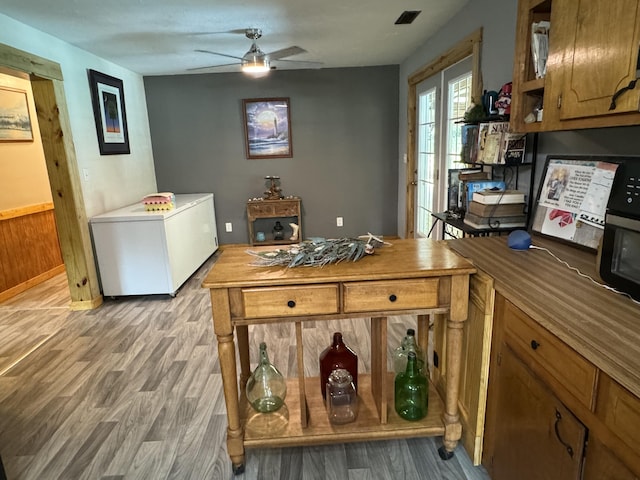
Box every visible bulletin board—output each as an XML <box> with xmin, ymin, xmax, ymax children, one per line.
<box><xmin>532</xmin><ymin>155</ymin><xmax>620</xmax><ymax>251</ymax></box>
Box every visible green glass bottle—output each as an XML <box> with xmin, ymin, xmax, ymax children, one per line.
<box><xmin>394</xmin><ymin>351</ymin><xmax>428</xmax><ymax>421</ymax></box>
<box><xmin>246</xmin><ymin>342</ymin><xmax>287</xmax><ymax>413</ymax></box>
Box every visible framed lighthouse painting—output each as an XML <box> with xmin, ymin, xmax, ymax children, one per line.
<box><xmin>242</xmin><ymin>98</ymin><xmax>293</xmax><ymax>159</ymax></box>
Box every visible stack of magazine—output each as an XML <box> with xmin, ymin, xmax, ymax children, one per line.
<box><xmin>464</xmin><ymin>189</ymin><xmax>527</xmax><ymax>229</ymax></box>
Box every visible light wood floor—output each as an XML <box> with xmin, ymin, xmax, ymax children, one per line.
<box><xmin>0</xmin><ymin>254</ymin><xmax>491</xmax><ymax>480</ymax></box>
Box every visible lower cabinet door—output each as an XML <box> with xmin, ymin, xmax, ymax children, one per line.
<box><xmin>583</xmin><ymin>436</ymin><xmax>639</xmax><ymax>480</ymax></box>
<box><xmin>489</xmin><ymin>345</ymin><xmax>586</xmax><ymax>480</ymax></box>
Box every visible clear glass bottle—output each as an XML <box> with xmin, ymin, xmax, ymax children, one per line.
<box><xmin>319</xmin><ymin>332</ymin><xmax>358</xmax><ymax>400</ymax></box>
<box><xmin>395</xmin><ymin>351</ymin><xmax>428</xmax><ymax>421</ymax></box>
<box><xmin>326</xmin><ymin>368</ymin><xmax>358</xmax><ymax>424</ymax></box>
<box><xmin>246</xmin><ymin>342</ymin><xmax>287</xmax><ymax>413</ymax></box>
<box><xmin>393</xmin><ymin>328</ymin><xmax>425</xmax><ymax>375</ymax></box>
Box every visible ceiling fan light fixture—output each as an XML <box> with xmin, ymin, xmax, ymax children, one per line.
<box><xmin>241</xmin><ymin>43</ymin><xmax>270</xmax><ymax>73</ymax></box>
<box><xmin>242</xmin><ymin>56</ymin><xmax>271</xmax><ymax>73</ymax></box>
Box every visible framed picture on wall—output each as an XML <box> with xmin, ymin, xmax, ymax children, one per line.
<box><xmin>88</xmin><ymin>69</ymin><xmax>130</xmax><ymax>155</ymax></box>
<box><xmin>0</xmin><ymin>86</ymin><xmax>33</xmax><ymax>142</ymax></box>
<box><xmin>242</xmin><ymin>97</ymin><xmax>293</xmax><ymax>159</ymax></box>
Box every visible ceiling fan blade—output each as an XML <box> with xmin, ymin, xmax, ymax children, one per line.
<box><xmin>273</xmin><ymin>58</ymin><xmax>323</xmax><ymax>69</ymax></box>
<box><xmin>195</xmin><ymin>49</ymin><xmax>244</xmax><ymax>61</ymax></box>
<box><xmin>266</xmin><ymin>46</ymin><xmax>306</xmax><ymax>60</ymax></box>
<box><xmin>190</xmin><ymin>29</ymin><xmax>248</xmax><ymax>36</ymax></box>
<box><xmin>187</xmin><ymin>62</ymin><xmax>241</xmax><ymax>71</ymax></box>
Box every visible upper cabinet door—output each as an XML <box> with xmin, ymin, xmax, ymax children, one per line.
<box><xmin>558</xmin><ymin>0</ymin><xmax>640</xmax><ymax>120</ymax></box>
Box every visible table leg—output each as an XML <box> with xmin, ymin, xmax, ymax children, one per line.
<box><xmin>441</xmin><ymin>274</ymin><xmax>470</xmax><ymax>457</ymax></box>
<box><xmin>236</xmin><ymin>325</ymin><xmax>251</xmax><ymax>387</ymax></box>
<box><xmin>210</xmin><ymin>289</ymin><xmax>245</xmax><ymax>472</ymax></box>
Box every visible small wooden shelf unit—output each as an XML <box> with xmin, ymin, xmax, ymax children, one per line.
<box><xmin>246</xmin><ymin>198</ymin><xmax>301</xmax><ymax>246</ymax></box>
<box><xmin>202</xmin><ymin>239</ymin><xmax>475</xmax><ymax>474</ymax></box>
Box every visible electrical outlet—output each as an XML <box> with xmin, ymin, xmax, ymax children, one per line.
<box><xmin>336</xmin><ymin>217</ymin><xmax>343</xmax><ymax>227</ymax></box>
<box><xmin>225</xmin><ymin>222</ymin><xmax>232</xmax><ymax>232</ymax></box>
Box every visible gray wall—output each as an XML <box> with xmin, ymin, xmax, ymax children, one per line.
<box><xmin>144</xmin><ymin>66</ymin><xmax>399</xmax><ymax>244</ymax></box>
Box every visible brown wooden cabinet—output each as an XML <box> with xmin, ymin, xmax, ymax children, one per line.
<box><xmin>488</xmin><ymin>345</ymin><xmax>586</xmax><ymax>479</ymax></box>
<box><xmin>511</xmin><ymin>0</ymin><xmax>640</xmax><ymax>132</ymax></box>
<box><xmin>583</xmin><ymin>436</ymin><xmax>640</xmax><ymax>480</ymax></box>
<box><xmin>482</xmin><ymin>294</ymin><xmax>640</xmax><ymax>479</ymax></box>
<box><xmin>246</xmin><ymin>198</ymin><xmax>301</xmax><ymax>246</ymax></box>
<box><xmin>483</xmin><ymin>295</ymin><xmax>587</xmax><ymax>479</ymax></box>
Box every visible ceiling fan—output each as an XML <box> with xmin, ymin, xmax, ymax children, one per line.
<box><xmin>190</xmin><ymin>28</ymin><xmax>322</xmax><ymax>74</ymax></box>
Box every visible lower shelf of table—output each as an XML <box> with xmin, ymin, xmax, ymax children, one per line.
<box><xmin>241</xmin><ymin>373</ymin><xmax>445</xmax><ymax>449</ymax></box>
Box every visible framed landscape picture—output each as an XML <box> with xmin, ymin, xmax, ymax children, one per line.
<box><xmin>0</xmin><ymin>87</ymin><xmax>33</xmax><ymax>142</ymax></box>
<box><xmin>242</xmin><ymin>97</ymin><xmax>292</xmax><ymax>159</ymax></box>
<box><xmin>88</xmin><ymin>69</ymin><xmax>130</xmax><ymax>155</ymax></box>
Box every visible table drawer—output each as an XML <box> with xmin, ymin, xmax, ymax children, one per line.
<box><xmin>343</xmin><ymin>279</ymin><xmax>439</xmax><ymax>313</ymax></box>
<box><xmin>504</xmin><ymin>301</ymin><xmax>597</xmax><ymax>409</ymax></box>
<box><xmin>247</xmin><ymin>203</ymin><xmax>275</xmax><ymax>218</ymax></box>
<box><xmin>247</xmin><ymin>200</ymin><xmax>299</xmax><ymax>219</ymax></box>
<box><xmin>596</xmin><ymin>374</ymin><xmax>640</xmax><ymax>454</ymax></box>
<box><xmin>241</xmin><ymin>285</ymin><xmax>339</xmax><ymax>318</ymax></box>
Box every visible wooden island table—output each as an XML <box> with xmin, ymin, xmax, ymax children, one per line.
<box><xmin>202</xmin><ymin>238</ymin><xmax>476</xmax><ymax>474</ymax></box>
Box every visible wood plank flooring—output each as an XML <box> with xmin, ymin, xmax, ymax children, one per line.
<box><xmin>0</xmin><ymin>253</ymin><xmax>491</xmax><ymax>479</ymax></box>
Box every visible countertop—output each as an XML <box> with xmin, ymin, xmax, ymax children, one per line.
<box><xmin>203</xmin><ymin>238</ymin><xmax>476</xmax><ymax>289</ymax></box>
<box><xmin>447</xmin><ymin>235</ymin><xmax>640</xmax><ymax>399</ymax></box>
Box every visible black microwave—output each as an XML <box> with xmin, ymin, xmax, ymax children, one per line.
<box><xmin>599</xmin><ymin>161</ymin><xmax>640</xmax><ymax>301</ymax></box>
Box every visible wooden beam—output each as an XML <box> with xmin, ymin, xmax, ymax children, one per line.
<box><xmin>0</xmin><ymin>43</ymin><xmax>62</xmax><ymax>80</ymax></box>
<box><xmin>30</xmin><ymin>76</ymin><xmax>102</xmax><ymax>310</ymax></box>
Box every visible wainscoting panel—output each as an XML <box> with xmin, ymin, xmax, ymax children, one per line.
<box><xmin>0</xmin><ymin>203</ymin><xmax>64</xmax><ymax>302</ymax></box>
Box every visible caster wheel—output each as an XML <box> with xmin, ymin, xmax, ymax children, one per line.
<box><xmin>232</xmin><ymin>462</ymin><xmax>245</xmax><ymax>475</ymax></box>
<box><xmin>438</xmin><ymin>445</ymin><xmax>455</xmax><ymax>460</ymax></box>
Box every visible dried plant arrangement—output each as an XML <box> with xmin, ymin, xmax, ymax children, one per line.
<box><xmin>247</xmin><ymin>234</ymin><xmax>389</xmax><ymax>268</ymax></box>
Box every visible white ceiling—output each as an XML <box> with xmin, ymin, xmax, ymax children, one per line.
<box><xmin>1</xmin><ymin>0</ymin><xmax>469</xmax><ymax>76</ymax></box>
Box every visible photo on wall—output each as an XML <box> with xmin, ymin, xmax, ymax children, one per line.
<box><xmin>242</xmin><ymin>97</ymin><xmax>292</xmax><ymax>159</ymax></box>
<box><xmin>0</xmin><ymin>86</ymin><xmax>33</xmax><ymax>142</ymax></box>
<box><xmin>88</xmin><ymin>69</ymin><xmax>130</xmax><ymax>155</ymax></box>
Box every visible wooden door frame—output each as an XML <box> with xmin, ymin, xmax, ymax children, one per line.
<box><xmin>0</xmin><ymin>43</ymin><xmax>102</xmax><ymax>309</ymax></box>
<box><xmin>405</xmin><ymin>29</ymin><xmax>483</xmax><ymax>238</ymax></box>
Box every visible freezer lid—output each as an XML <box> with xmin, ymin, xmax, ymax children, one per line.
<box><xmin>89</xmin><ymin>193</ymin><xmax>213</xmax><ymax>223</ymax></box>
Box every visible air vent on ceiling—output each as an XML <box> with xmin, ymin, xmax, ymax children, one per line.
<box><xmin>395</xmin><ymin>10</ymin><xmax>421</xmax><ymax>25</ymax></box>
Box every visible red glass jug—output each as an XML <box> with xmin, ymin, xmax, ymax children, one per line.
<box><xmin>319</xmin><ymin>332</ymin><xmax>358</xmax><ymax>400</ymax></box>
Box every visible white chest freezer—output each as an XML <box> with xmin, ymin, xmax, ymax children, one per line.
<box><xmin>90</xmin><ymin>193</ymin><xmax>218</xmax><ymax>296</ymax></box>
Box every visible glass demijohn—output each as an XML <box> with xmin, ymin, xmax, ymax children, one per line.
<box><xmin>246</xmin><ymin>342</ymin><xmax>287</xmax><ymax>413</ymax></box>
<box><xmin>395</xmin><ymin>351</ymin><xmax>428</xmax><ymax>421</ymax></box>
<box><xmin>393</xmin><ymin>328</ymin><xmax>426</xmax><ymax>375</ymax></box>
<box><xmin>326</xmin><ymin>368</ymin><xmax>358</xmax><ymax>424</ymax></box>
<box><xmin>319</xmin><ymin>332</ymin><xmax>358</xmax><ymax>399</ymax></box>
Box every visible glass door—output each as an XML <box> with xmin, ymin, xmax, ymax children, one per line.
<box><xmin>415</xmin><ymin>56</ymin><xmax>473</xmax><ymax>239</ymax></box>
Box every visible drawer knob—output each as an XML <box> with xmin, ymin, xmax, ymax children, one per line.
<box><xmin>530</xmin><ymin>340</ymin><xmax>540</xmax><ymax>350</ymax></box>
<box><xmin>389</xmin><ymin>294</ymin><xmax>397</xmax><ymax>302</ymax></box>
<box><xmin>287</xmin><ymin>300</ymin><xmax>296</xmax><ymax>308</ymax></box>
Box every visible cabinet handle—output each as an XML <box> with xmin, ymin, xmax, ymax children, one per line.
<box><xmin>554</xmin><ymin>410</ymin><xmax>574</xmax><ymax>458</ymax></box>
<box><xmin>287</xmin><ymin>300</ymin><xmax>296</xmax><ymax>308</ymax></box>
<box><xmin>530</xmin><ymin>340</ymin><xmax>540</xmax><ymax>350</ymax></box>
<box><xmin>609</xmin><ymin>78</ymin><xmax>639</xmax><ymax>111</ymax></box>
<box><xmin>389</xmin><ymin>294</ymin><xmax>397</xmax><ymax>302</ymax></box>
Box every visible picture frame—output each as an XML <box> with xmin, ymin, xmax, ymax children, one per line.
<box><xmin>88</xmin><ymin>69</ymin><xmax>130</xmax><ymax>155</ymax></box>
<box><xmin>0</xmin><ymin>86</ymin><xmax>33</xmax><ymax>142</ymax></box>
<box><xmin>242</xmin><ymin>97</ymin><xmax>292</xmax><ymax>159</ymax></box>
<box><xmin>531</xmin><ymin>155</ymin><xmax>622</xmax><ymax>251</ymax></box>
